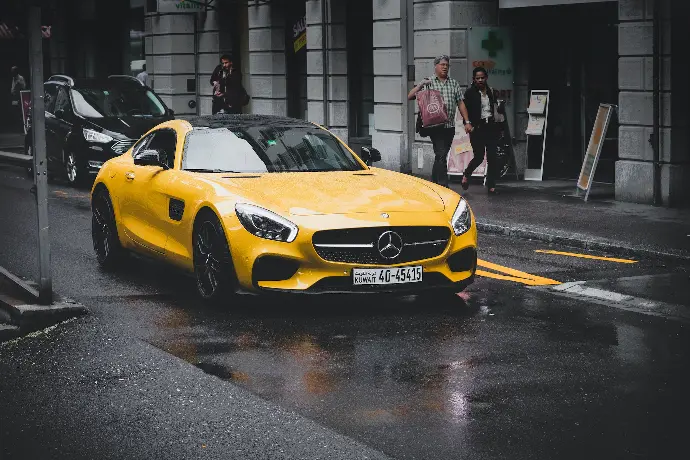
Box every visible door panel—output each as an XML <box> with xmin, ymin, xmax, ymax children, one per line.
<box><xmin>117</xmin><ymin>133</ymin><xmax>164</xmax><ymax>255</ymax></box>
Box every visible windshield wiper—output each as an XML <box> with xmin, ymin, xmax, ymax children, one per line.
<box><xmin>185</xmin><ymin>168</ymin><xmax>241</xmax><ymax>173</ymax></box>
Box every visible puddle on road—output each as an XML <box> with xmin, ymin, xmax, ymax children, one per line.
<box><xmin>146</xmin><ymin>285</ymin><xmax>690</xmax><ymax>460</ymax></box>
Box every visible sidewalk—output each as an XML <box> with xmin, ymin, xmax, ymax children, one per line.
<box><xmin>450</xmin><ymin>178</ymin><xmax>690</xmax><ymax>261</ymax></box>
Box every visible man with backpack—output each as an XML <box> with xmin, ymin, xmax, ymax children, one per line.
<box><xmin>407</xmin><ymin>55</ymin><xmax>464</xmax><ymax>188</ymax></box>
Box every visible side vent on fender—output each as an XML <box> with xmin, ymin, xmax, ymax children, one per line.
<box><xmin>169</xmin><ymin>198</ymin><xmax>185</xmax><ymax>221</ymax></box>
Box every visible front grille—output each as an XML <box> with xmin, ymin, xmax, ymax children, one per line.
<box><xmin>312</xmin><ymin>226</ymin><xmax>451</xmax><ymax>265</ymax></box>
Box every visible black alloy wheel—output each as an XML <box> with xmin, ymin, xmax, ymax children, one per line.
<box><xmin>91</xmin><ymin>188</ymin><xmax>123</xmax><ymax>268</ymax></box>
<box><xmin>65</xmin><ymin>151</ymin><xmax>84</xmax><ymax>187</ymax></box>
<box><xmin>193</xmin><ymin>212</ymin><xmax>236</xmax><ymax>303</ymax></box>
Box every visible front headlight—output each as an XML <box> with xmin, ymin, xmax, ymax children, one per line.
<box><xmin>235</xmin><ymin>203</ymin><xmax>298</xmax><ymax>243</ymax></box>
<box><xmin>83</xmin><ymin>128</ymin><xmax>113</xmax><ymax>144</ymax></box>
<box><xmin>450</xmin><ymin>198</ymin><xmax>472</xmax><ymax>236</ymax></box>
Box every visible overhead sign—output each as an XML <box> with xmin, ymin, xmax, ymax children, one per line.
<box><xmin>467</xmin><ymin>27</ymin><xmax>514</xmax><ymax>136</ymax></box>
<box><xmin>577</xmin><ymin>104</ymin><xmax>615</xmax><ymax>201</ymax></box>
<box><xmin>156</xmin><ymin>0</ymin><xmax>204</xmax><ymax>13</ymax></box>
<box><xmin>499</xmin><ymin>0</ymin><xmax>614</xmax><ymax>7</ymax></box>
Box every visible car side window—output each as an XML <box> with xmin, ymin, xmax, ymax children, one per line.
<box><xmin>131</xmin><ymin>133</ymin><xmax>154</xmax><ymax>159</ymax></box>
<box><xmin>44</xmin><ymin>84</ymin><xmax>58</xmax><ymax>114</ymax></box>
<box><xmin>146</xmin><ymin>129</ymin><xmax>177</xmax><ymax>169</ymax></box>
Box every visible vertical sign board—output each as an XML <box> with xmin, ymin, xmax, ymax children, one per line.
<box><xmin>524</xmin><ymin>90</ymin><xmax>550</xmax><ymax>181</ymax></box>
<box><xmin>576</xmin><ymin>103</ymin><xmax>614</xmax><ymax>201</ymax></box>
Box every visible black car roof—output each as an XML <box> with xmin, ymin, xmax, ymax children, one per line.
<box><xmin>184</xmin><ymin>114</ymin><xmax>318</xmax><ymax>130</ymax></box>
<box><xmin>46</xmin><ymin>75</ymin><xmax>146</xmax><ymax>90</ymax></box>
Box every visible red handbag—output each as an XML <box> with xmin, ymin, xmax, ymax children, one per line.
<box><xmin>417</xmin><ymin>88</ymin><xmax>448</xmax><ymax>128</ymax></box>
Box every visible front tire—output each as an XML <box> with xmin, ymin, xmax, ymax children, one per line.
<box><xmin>91</xmin><ymin>188</ymin><xmax>123</xmax><ymax>269</ymax></box>
<box><xmin>65</xmin><ymin>151</ymin><xmax>84</xmax><ymax>187</ymax></box>
<box><xmin>193</xmin><ymin>211</ymin><xmax>237</xmax><ymax>304</ymax></box>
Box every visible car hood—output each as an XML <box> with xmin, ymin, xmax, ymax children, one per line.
<box><xmin>213</xmin><ymin>169</ymin><xmax>446</xmax><ymax>216</ymax></box>
<box><xmin>86</xmin><ymin>115</ymin><xmax>168</xmax><ymax>140</ymax></box>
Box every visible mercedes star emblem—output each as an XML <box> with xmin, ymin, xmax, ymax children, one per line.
<box><xmin>377</xmin><ymin>230</ymin><xmax>403</xmax><ymax>259</ymax></box>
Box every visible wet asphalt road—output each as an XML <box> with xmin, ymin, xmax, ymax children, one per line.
<box><xmin>1</xmin><ymin>164</ymin><xmax>689</xmax><ymax>459</ymax></box>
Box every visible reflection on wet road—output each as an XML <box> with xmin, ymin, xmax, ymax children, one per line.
<box><xmin>2</xmin><ymin>164</ymin><xmax>688</xmax><ymax>459</ymax></box>
<box><xmin>148</xmin><ymin>279</ymin><xmax>690</xmax><ymax>460</ymax></box>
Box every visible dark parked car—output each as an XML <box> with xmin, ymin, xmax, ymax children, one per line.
<box><xmin>25</xmin><ymin>74</ymin><xmax>174</xmax><ymax>186</ymax></box>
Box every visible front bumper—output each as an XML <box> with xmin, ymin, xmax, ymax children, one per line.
<box><xmin>223</xmin><ymin>210</ymin><xmax>478</xmax><ymax>295</ymax></box>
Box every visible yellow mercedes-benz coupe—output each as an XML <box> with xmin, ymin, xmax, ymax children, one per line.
<box><xmin>90</xmin><ymin>115</ymin><xmax>477</xmax><ymax>302</ymax></box>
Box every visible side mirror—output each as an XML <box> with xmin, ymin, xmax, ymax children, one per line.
<box><xmin>167</xmin><ymin>108</ymin><xmax>175</xmax><ymax>118</ymax></box>
<box><xmin>360</xmin><ymin>146</ymin><xmax>382</xmax><ymax>166</ymax></box>
<box><xmin>134</xmin><ymin>149</ymin><xmax>168</xmax><ymax>169</ymax></box>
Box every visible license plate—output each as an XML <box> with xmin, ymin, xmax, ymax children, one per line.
<box><xmin>352</xmin><ymin>266</ymin><xmax>423</xmax><ymax>286</ymax></box>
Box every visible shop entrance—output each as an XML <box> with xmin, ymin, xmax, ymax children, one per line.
<box><xmin>505</xmin><ymin>2</ymin><xmax>618</xmax><ymax>182</ymax></box>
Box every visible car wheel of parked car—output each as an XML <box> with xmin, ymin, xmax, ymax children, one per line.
<box><xmin>193</xmin><ymin>211</ymin><xmax>236</xmax><ymax>303</ymax></box>
<box><xmin>91</xmin><ymin>187</ymin><xmax>123</xmax><ymax>269</ymax></box>
<box><xmin>65</xmin><ymin>151</ymin><xmax>83</xmax><ymax>186</ymax></box>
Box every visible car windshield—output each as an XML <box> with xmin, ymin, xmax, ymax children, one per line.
<box><xmin>71</xmin><ymin>86</ymin><xmax>166</xmax><ymax>118</ymax></box>
<box><xmin>182</xmin><ymin>126</ymin><xmax>365</xmax><ymax>173</ymax></box>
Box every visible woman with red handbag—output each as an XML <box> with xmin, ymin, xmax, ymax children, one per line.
<box><xmin>408</xmin><ymin>55</ymin><xmax>464</xmax><ymax>188</ymax></box>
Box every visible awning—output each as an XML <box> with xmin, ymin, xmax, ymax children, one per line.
<box><xmin>499</xmin><ymin>0</ymin><xmax>615</xmax><ymax>8</ymax></box>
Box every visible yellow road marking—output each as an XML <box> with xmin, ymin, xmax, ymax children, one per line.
<box><xmin>477</xmin><ymin>259</ymin><xmax>561</xmax><ymax>285</ymax></box>
<box><xmin>475</xmin><ymin>269</ymin><xmax>558</xmax><ymax>286</ymax></box>
<box><xmin>535</xmin><ymin>250</ymin><xmax>637</xmax><ymax>264</ymax></box>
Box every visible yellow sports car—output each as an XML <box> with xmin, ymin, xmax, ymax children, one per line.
<box><xmin>90</xmin><ymin>115</ymin><xmax>477</xmax><ymax>301</ymax></box>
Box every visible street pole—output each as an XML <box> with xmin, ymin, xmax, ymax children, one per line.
<box><xmin>28</xmin><ymin>4</ymin><xmax>53</xmax><ymax>304</ymax></box>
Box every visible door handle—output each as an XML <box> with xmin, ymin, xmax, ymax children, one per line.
<box><xmin>125</xmin><ymin>171</ymin><xmax>135</xmax><ymax>181</ymax></box>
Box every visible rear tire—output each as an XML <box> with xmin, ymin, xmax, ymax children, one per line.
<box><xmin>91</xmin><ymin>188</ymin><xmax>123</xmax><ymax>269</ymax></box>
<box><xmin>193</xmin><ymin>211</ymin><xmax>237</xmax><ymax>304</ymax></box>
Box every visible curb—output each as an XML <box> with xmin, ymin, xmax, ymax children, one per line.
<box><xmin>476</xmin><ymin>221</ymin><xmax>690</xmax><ymax>263</ymax></box>
<box><xmin>0</xmin><ymin>293</ymin><xmax>88</xmax><ymax>338</ymax></box>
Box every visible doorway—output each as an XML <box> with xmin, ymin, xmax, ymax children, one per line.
<box><xmin>505</xmin><ymin>2</ymin><xmax>618</xmax><ymax>181</ymax></box>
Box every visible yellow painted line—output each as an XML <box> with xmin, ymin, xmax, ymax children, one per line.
<box><xmin>535</xmin><ymin>250</ymin><xmax>637</xmax><ymax>264</ymax></box>
<box><xmin>475</xmin><ymin>269</ymin><xmax>557</xmax><ymax>286</ymax></box>
<box><xmin>477</xmin><ymin>259</ymin><xmax>561</xmax><ymax>285</ymax></box>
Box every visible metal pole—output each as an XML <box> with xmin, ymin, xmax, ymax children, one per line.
<box><xmin>28</xmin><ymin>5</ymin><xmax>53</xmax><ymax>304</ymax></box>
<box><xmin>652</xmin><ymin>0</ymin><xmax>661</xmax><ymax>206</ymax></box>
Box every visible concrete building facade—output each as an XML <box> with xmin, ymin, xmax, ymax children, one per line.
<box><xmin>6</xmin><ymin>0</ymin><xmax>684</xmax><ymax>206</ymax></box>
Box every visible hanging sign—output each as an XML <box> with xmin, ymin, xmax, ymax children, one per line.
<box><xmin>576</xmin><ymin>103</ymin><xmax>616</xmax><ymax>201</ymax></box>
<box><xmin>293</xmin><ymin>16</ymin><xmax>306</xmax><ymax>53</ymax></box>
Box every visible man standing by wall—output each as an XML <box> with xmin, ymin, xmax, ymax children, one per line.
<box><xmin>210</xmin><ymin>54</ymin><xmax>249</xmax><ymax>115</ymax></box>
<box><xmin>9</xmin><ymin>66</ymin><xmax>26</xmax><ymax>132</ymax></box>
<box><xmin>459</xmin><ymin>67</ymin><xmax>500</xmax><ymax>195</ymax></box>
<box><xmin>407</xmin><ymin>55</ymin><xmax>463</xmax><ymax>188</ymax></box>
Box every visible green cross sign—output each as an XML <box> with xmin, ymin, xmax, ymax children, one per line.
<box><xmin>482</xmin><ymin>31</ymin><xmax>503</xmax><ymax>58</ymax></box>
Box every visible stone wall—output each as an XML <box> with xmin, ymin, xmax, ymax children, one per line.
<box><xmin>306</xmin><ymin>0</ymin><xmax>349</xmax><ymax>143</ymax></box>
<box><xmin>616</xmin><ymin>0</ymin><xmax>676</xmax><ymax>204</ymax></box>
